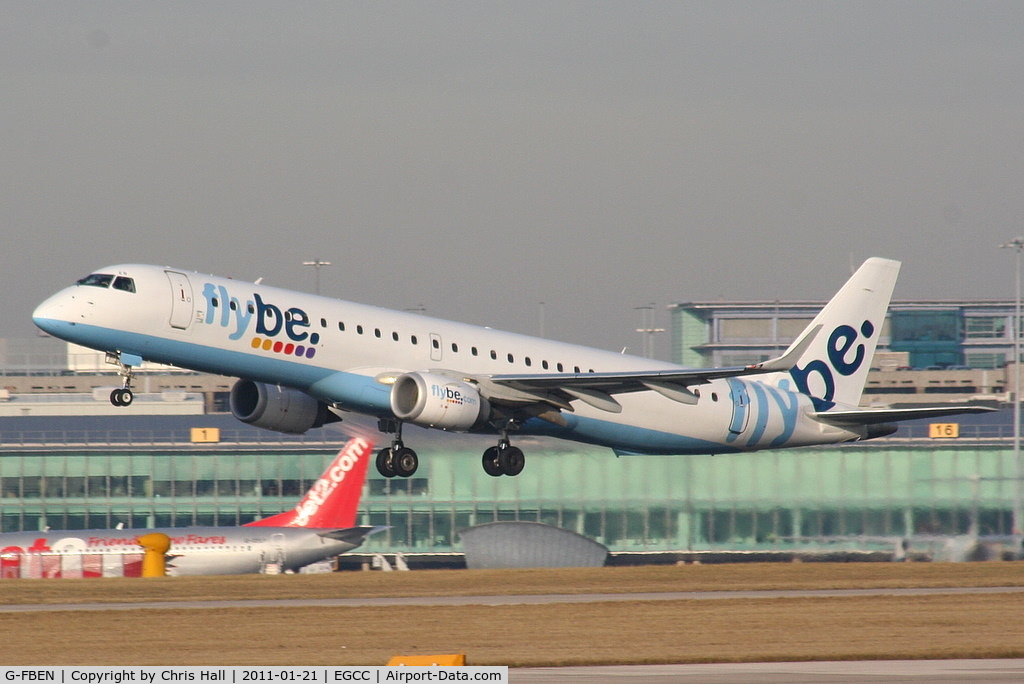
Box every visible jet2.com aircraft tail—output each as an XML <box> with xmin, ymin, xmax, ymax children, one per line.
<box><xmin>245</xmin><ymin>436</ymin><xmax>372</xmax><ymax>529</ymax></box>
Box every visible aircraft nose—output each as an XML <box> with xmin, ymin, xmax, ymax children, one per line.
<box><xmin>32</xmin><ymin>291</ymin><xmax>72</xmax><ymax>336</ymax></box>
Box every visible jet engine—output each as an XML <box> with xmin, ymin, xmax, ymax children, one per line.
<box><xmin>390</xmin><ymin>372</ymin><xmax>491</xmax><ymax>431</ymax></box>
<box><xmin>230</xmin><ymin>379</ymin><xmax>338</xmax><ymax>434</ymax></box>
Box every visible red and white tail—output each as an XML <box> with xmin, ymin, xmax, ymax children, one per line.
<box><xmin>244</xmin><ymin>437</ymin><xmax>373</xmax><ymax>529</ymax></box>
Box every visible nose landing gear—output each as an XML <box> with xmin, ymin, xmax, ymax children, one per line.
<box><xmin>106</xmin><ymin>351</ymin><xmax>138</xmax><ymax>407</ymax></box>
<box><xmin>109</xmin><ymin>386</ymin><xmax>134</xmax><ymax>407</ymax></box>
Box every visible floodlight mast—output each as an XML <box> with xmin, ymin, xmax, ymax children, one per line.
<box><xmin>302</xmin><ymin>259</ymin><xmax>332</xmax><ymax>296</ymax></box>
<box><xmin>999</xmin><ymin>237</ymin><xmax>1024</xmax><ymax>539</ymax></box>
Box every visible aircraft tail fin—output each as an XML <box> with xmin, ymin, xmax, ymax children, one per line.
<box><xmin>244</xmin><ymin>436</ymin><xmax>373</xmax><ymax>529</ymax></box>
<box><xmin>776</xmin><ymin>257</ymin><xmax>900</xmax><ymax>409</ymax></box>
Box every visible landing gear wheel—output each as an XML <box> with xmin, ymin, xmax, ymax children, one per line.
<box><xmin>498</xmin><ymin>445</ymin><xmax>525</xmax><ymax>476</ymax></box>
<box><xmin>392</xmin><ymin>447</ymin><xmax>419</xmax><ymax>478</ymax></box>
<box><xmin>109</xmin><ymin>388</ymin><xmax>133</xmax><ymax>406</ymax></box>
<box><xmin>482</xmin><ymin>446</ymin><xmax>503</xmax><ymax>477</ymax></box>
<box><xmin>376</xmin><ymin>448</ymin><xmax>397</xmax><ymax>478</ymax></box>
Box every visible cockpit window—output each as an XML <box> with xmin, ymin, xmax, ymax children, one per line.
<box><xmin>113</xmin><ymin>276</ymin><xmax>136</xmax><ymax>293</ymax></box>
<box><xmin>76</xmin><ymin>273</ymin><xmax>113</xmax><ymax>288</ymax></box>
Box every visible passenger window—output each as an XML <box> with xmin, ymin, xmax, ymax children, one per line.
<box><xmin>357</xmin><ymin>325</ymin><xmax>364</xmax><ymax>335</ymax></box>
<box><xmin>542</xmin><ymin>360</ymin><xmax>549</xmax><ymax>370</ymax></box>
<box><xmin>557</xmin><ymin>363</ymin><xmax>564</xmax><ymax>372</ymax></box>
<box><xmin>211</xmin><ymin>298</ymin><xmax>219</xmax><ymax>307</ymax></box>
<box><xmin>76</xmin><ymin>273</ymin><xmax>113</xmax><ymax>288</ymax></box>
<box><xmin>112</xmin><ymin>277</ymin><xmax>136</xmax><ymax>293</ymax></box>
<box><xmin>393</xmin><ymin>332</ymin><xmax>400</xmax><ymax>341</ymax></box>
<box><xmin>451</xmin><ymin>343</ymin><xmax>459</xmax><ymax>352</ymax></box>
<box><xmin>411</xmin><ymin>335</ymin><xmax>418</xmax><ymax>345</ymax></box>
<box><xmin>472</xmin><ymin>347</ymin><xmax>479</xmax><ymax>356</ymax></box>
<box><xmin>338</xmin><ymin>322</ymin><xmax>345</xmax><ymax>331</ymax></box>
<box><xmin>490</xmin><ymin>350</ymin><xmax>497</xmax><ymax>360</ymax></box>
<box><xmin>525</xmin><ymin>357</ymin><xmax>532</xmax><ymax>367</ymax></box>
<box><xmin>375</xmin><ymin>328</ymin><xmax>382</xmax><ymax>338</ymax></box>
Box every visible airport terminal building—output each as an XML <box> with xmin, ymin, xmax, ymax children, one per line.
<box><xmin>0</xmin><ymin>300</ymin><xmax>1020</xmax><ymax>562</ymax></box>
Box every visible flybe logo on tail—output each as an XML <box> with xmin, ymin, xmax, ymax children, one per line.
<box><xmin>789</xmin><ymin>320</ymin><xmax>874</xmax><ymax>404</ymax></box>
<box><xmin>201</xmin><ymin>283</ymin><xmax>319</xmax><ymax>360</ymax></box>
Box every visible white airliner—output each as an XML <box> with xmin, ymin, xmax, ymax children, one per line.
<box><xmin>32</xmin><ymin>258</ymin><xmax>992</xmax><ymax>479</ymax></box>
<box><xmin>0</xmin><ymin>437</ymin><xmax>379</xmax><ymax>576</ymax></box>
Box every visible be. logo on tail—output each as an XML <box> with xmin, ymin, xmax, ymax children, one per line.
<box><xmin>789</xmin><ymin>320</ymin><xmax>874</xmax><ymax>404</ymax></box>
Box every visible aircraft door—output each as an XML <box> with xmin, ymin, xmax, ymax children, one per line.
<box><xmin>165</xmin><ymin>271</ymin><xmax>193</xmax><ymax>330</ymax></box>
<box><xmin>270</xmin><ymin>533</ymin><xmax>286</xmax><ymax>568</ymax></box>
<box><xmin>727</xmin><ymin>378</ymin><xmax>751</xmax><ymax>439</ymax></box>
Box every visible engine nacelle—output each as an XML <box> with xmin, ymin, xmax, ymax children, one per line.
<box><xmin>230</xmin><ymin>379</ymin><xmax>336</xmax><ymax>434</ymax></box>
<box><xmin>390</xmin><ymin>372</ymin><xmax>491</xmax><ymax>431</ymax></box>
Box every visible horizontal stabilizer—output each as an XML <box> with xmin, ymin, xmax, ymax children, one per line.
<box><xmin>815</xmin><ymin>405</ymin><xmax>998</xmax><ymax>427</ymax></box>
<box><xmin>317</xmin><ymin>525</ymin><xmax>387</xmax><ymax>545</ymax></box>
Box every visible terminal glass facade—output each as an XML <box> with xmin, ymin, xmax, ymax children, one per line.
<box><xmin>671</xmin><ymin>300</ymin><xmax>1012</xmax><ymax>370</ymax></box>
<box><xmin>2</xmin><ymin>437</ymin><xmax>1017</xmax><ymax>553</ymax></box>
<box><xmin>889</xmin><ymin>310</ymin><xmax>962</xmax><ymax>368</ymax></box>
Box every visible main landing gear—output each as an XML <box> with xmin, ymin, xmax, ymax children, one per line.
<box><xmin>375</xmin><ymin>419</ymin><xmax>527</xmax><ymax>478</ymax></box>
<box><xmin>481</xmin><ymin>421</ymin><xmax>525</xmax><ymax>477</ymax></box>
<box><xmin>376</xmin><ymin>420</ymin><xmax>419</xmax><ymax>478</ymax></box>
<box><xmin>481</xmin><ymin>440</ymin><xmax>525</xmax><ymax>477</ymax></box>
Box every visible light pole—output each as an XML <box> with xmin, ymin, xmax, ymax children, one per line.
<box><xmin>635</xmin><ymin>303</ymin><xmax>665</xmax><ymax>359</ymax></box>
<box><xmin>1000</xmin><ymin>238</ymin><xmax>1024</xmax><ymax>537</ymax></box>
<box><xmin>302</xmin><ymin>260</ymin><xmax>332</xmax><ymax>295</ymax></box>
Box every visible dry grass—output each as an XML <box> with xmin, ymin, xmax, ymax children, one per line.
<box><xmin>1</xmin><ymin>563</ymin><xmax>1023</xmax><ymax>666</ymax></box>
<box><xmin>2</xmin><ymin>562</ymin><xmax>1022</xmax><ymax>605</ymax></box>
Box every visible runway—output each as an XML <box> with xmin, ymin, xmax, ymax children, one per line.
<box><xmin>2</xmin><ymin>583</ymin><xmax>1022</xmax><ymax>612</ymax></box>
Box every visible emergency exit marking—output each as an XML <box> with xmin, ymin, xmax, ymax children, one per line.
<box><xmin>929</xmin><ymin>423</ymin><xmax>959</xmax><ymax>439</ymax></box>
<box><xmin>191</xmin><ymin>427</ymin><xmax>221</xmax><ymax>443</ymax></box>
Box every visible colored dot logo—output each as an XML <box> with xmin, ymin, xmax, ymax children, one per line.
<box><xmin>251</xmin><ymin>337</ymin><xmax>316</xmax><ymax>359</ymax></box>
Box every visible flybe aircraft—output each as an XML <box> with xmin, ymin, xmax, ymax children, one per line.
<box><xmin>32</xmin><ymin>258</ymin><xmax>992</xmax><ymax>479</ymax></box>
<box><xmin>0</xmin><ymin>437</ymin><xmax>379</xmax><ymax>576</ymax></box>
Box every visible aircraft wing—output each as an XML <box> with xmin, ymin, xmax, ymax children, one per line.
<box><xmin>478</xmin><ymin>325</ymin><xmax>822</xmax><ymax>414</ymax></box>
<box><xmin>814</xmin><ymin>405</ymin><xmax>998</xmax><ymax>426</ymax></box>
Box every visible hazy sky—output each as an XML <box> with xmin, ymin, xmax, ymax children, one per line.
<box><xmin>4</xmin><ymin>2</ymin><xmax>1024</xmax><ymax>358</ymax></box>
